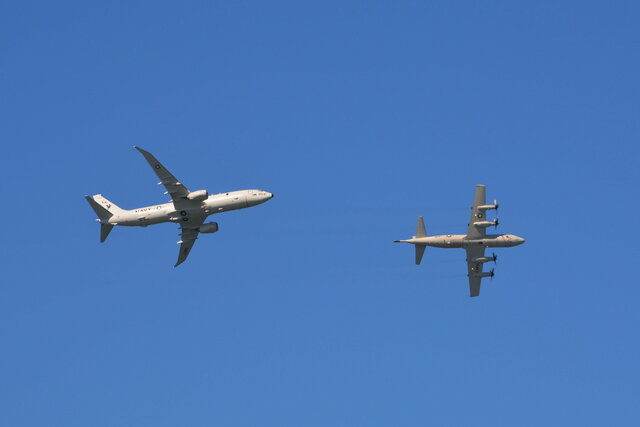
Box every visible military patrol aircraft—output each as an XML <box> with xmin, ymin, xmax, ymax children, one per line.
<box><xmin>394</xmin><ymin>184</ymin><xmax>524</xmax><ymax>297</ymax></box>
<box><xmin>85</xmin><ymin>147</ymin><xmax>274</xmax><ymax>267</ymax></box>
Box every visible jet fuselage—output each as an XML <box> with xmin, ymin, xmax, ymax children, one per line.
<box><xmin>107</xmin><ymin>189</ymin><xmax>273</xmax><ymax>227</ymax></box>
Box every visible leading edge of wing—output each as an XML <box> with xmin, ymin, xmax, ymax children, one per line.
<box><xmin>134</xmin><ymin>146</ymin><xmax>191</xmax><ymax>202</ymax></box>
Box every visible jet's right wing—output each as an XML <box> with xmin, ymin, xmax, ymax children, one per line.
<box><xmin>134</xmin><ymin>147</ymin><xmax>191</xmax><ymax>205</ymax></box>
<box><xmin>465</xmin><ymin>245</ymin><xmax>485</xmax><ymax>297</ymax></box>
<box><xmin>466</xmin><ymin>184</ymin><xmax>487</xmax><ymax>239</ymax></box>
<box><xmin>174</xmin><ymin>213</ymin><xmax>207</xmax><ymax>267</ymax></box>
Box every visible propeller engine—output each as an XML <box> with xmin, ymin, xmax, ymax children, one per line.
<box><xmin>492</xmin><ymin>252</ymin><xmax>498</xmax><ymax>263</ymax></box>
<box><xmin>478</xmin><ymin>200</ymin><xmax>499</xmax><ymax>212</ymax></box>
<box><xmin>474</xmin><ymin>267</ymin><xmax>496</xmax><ymax>278</ymax></box>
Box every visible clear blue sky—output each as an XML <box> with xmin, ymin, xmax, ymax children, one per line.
<box><xmin>1</xmin><ymin>1</ymin><xmax>639</xmax><ymax>426</ymax></box>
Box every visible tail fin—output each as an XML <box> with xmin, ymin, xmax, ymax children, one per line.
<box><xmin>85</xmin><ymin>194</ymin><xmax>123</xmax><ymax>243</ymax></box>
<box><xmin>415</xmin><ymin>216</ymin><xmax>426</xmax><ymax>238</ymax></box>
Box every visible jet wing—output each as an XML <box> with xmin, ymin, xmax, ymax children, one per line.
<box><xmin>134</xmin><ymin>146</ymin><xmax>191</xmax><ymax>205</ymax></box>
<box><xmin>174</xmin><ymin>214</ymin><xmax>207</xmax><ymax>267</ymax></box>
<box><xmin>466</xmin><ymin>184</ymin><xmax>487</xmax><ymax>239</ymax></box>
<box><xmin>465</xmin><ymin>245</ymin><xmax>485</xmax><ymax>297</ymax></box>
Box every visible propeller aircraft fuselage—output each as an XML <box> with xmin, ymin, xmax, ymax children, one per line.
<box><xmin>396</xmin><ymin>233</ymin><xmax>525</xmax><ymax>249</ymax></box>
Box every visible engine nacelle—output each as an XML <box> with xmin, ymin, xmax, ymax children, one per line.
<box><xmin>199</xmin><ymin>222</ymin><xmax>219</xmax><ymax>234</ymax></box>
<box><xmin>478</xmin><ymin>205</ymin><xmax>497</xmax><ymax>211</ymax></box>
<box><xmin>187</xmin><ymin>189</ymin><xmax>208</xmax><ymax>202</ymax></box>
<box><xmin>473</xmin><ymin>220</ymin><xmax>498</xmax><ymax>228</ymax></box>
<box><xmin>478</xmin><ymin>200</ymin><xmax>499</xmax><ymax>211</ymax></box>
<box><xmin>474</xmin><ymin>271</ymin><xmax>494</xmax><ymax>278</ymax></box>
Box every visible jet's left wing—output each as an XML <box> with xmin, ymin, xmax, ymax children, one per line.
<box><xmin>465</xmin><ymin>245</ymin><xmax>485</xmax><ymax>297</ymax></box>
<box><xmin>175</xmin><ymin>213</ymin><xmax>207</xmax><ymax>267</ymax></box>
<box><xmin>134</xmin><ymin>146</ymin><xmax>191</xmax><ymax>204</ymax></box>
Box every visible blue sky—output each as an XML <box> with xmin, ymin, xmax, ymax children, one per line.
<box><xmin>1</xmin><ymin>1</ymin><xmax>639</xmax><ymax>426</ymax></box>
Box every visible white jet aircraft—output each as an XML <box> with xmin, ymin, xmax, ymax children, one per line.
<box><xmin>394</xmin><ymin>184</ymin><xmax>524</xmax><ymax>297</ymax></box>
<box><xmin>85</xmin><ymin>147</ymin><xmax>274</xmax><ymax>267</ymax></box>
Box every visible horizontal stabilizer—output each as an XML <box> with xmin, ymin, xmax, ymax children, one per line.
<box><xmin>415</xmin><ymin>245</ymin><xmax>426</xmax><ymax>265</ymax></box>
<box><xmin>416</xmin><ymin>216</ymin><xmax>426</xmax><ymax>238</ymax></box>
<box><xmin>100</xmin><ymin>223</ymin><xmax>114</xmax><ymax>243</ymax></box>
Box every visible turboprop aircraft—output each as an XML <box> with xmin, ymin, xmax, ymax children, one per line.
<box><xmin>85</xmin><ymin>146</ymin><xmax>274</xmax><ymax>267</ymax></box>
<box><xmin>394</xmin><ymin>184</ymin><xmax>524</xmax><ymax>297</ymax></box>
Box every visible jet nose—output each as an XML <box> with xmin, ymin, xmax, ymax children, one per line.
<box><xmin>518</xmin><ymin>237</ymin><xmax>526</xmax><ymax>245</ymax></box>
<box><xmin>269</xmin><ymin>192</ymin><xmax>274</xmax><ymax>199</ymax></box>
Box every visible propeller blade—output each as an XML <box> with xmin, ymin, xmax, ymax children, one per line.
<box><xmin>494</xmin><ymin>217</ymin><xmax>499</xmax><ymax>229</ymax></box>
<box><xmin>492</xmin><ymin>252</ymin><xmax>498</xmax><ymax>263</ymax></box>
<box><xmin>494</xmin><ymin>199</ymin><xmax>499</xmax><ymax>211</ymax></box>
<box><xmin>490</xmin><ymin>268</ymin><xmax>495</xmax><ymax>279</ymax></box>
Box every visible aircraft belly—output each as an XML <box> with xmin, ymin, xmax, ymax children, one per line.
<box><xmin>432</xmin><ymin>242</ymin><xmax>464</xmax><ymax>248</ymax></box>
<box><xmin>430</xmin><ymin>239</ymin><xmax>465</xmax><ymax>248</ymax></box>
<box><xmin>146</xmin><ymin>215</ymin><xmax>168</xmax><ymax>225</ymax></box>
<box><xmin>466</xmin><ymin>239</ymin><xmax>504</xmax><ymax>248</ymax></box>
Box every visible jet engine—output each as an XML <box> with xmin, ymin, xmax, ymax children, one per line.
<box><xmin>199</xmin><ymin>222</ymin><xmax>219</xmax><ymax>233</ymax></box>
<box><xmin>187</xmin><ymin>190</ymin><xmax>209</xmax><ymax>202</ymax></box>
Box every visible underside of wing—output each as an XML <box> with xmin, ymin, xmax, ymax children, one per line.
<box><xmin>174</xmin><ymin>215</ymin><xmax>207</xmax><ymax>267</ymax></box>
<box><xmin>467</xmin><ymin>184</ymin><xmax>487</xmax><ymax>239</ymax></box>
<box><xmin>466</xmin><ymin>246</ymin><xmax>486</xmax><ymax>297</ymax></box>
<box><xmin>175</xmin><ymin>229</ymin><xmax>198</xmax><ymax>267</ymax></box>
<box><xmin>468</xmin><ymin>274</ymin><xmax>481</xmax><ymax>297</ymax></box>
<box><xmin>135</xmin><ymin>146</ymin><xmax>191</xmax><ymax>204</ymax></box>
